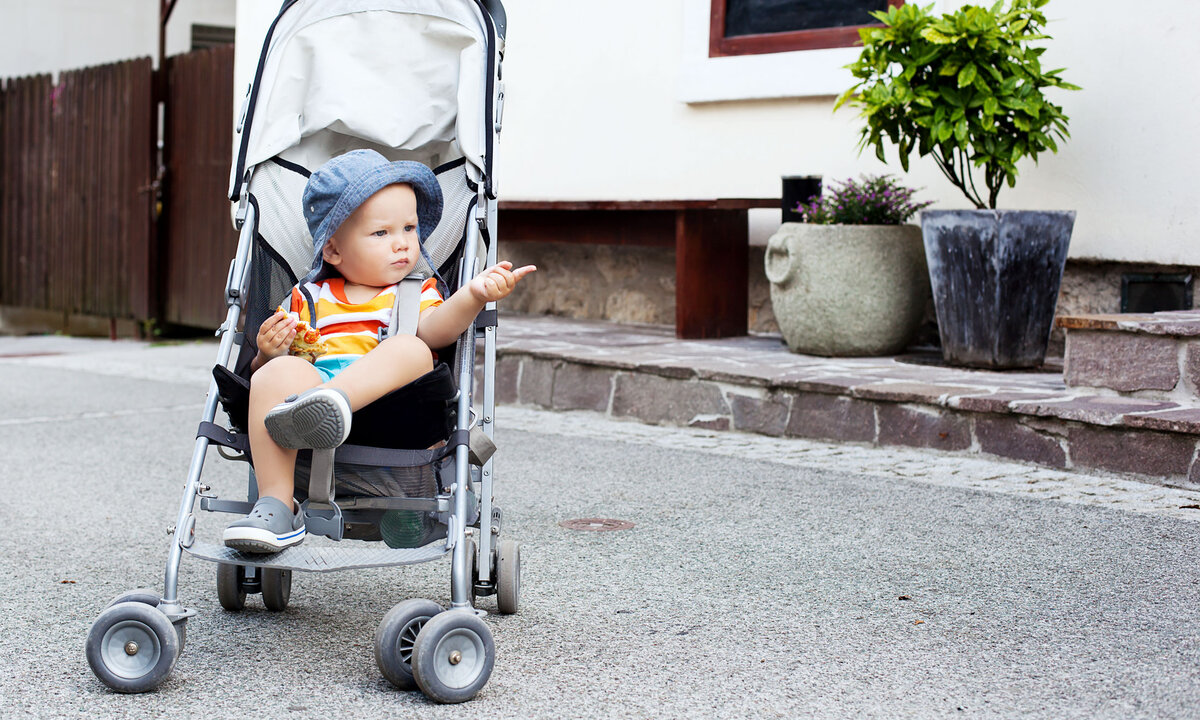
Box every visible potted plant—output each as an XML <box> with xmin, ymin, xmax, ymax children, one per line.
<box><xmin>836</xmin><ymin>0</ymin><xmax>1080</xmax><ymax>368</ymax></box>
<box><xmin>765</xmin><ymin>174</ymin><xmax>932</xmax><ymax>356</ymax></box>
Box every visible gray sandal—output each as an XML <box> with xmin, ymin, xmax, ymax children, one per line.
<box><xmin>264</xmin><ymin>387</ymin><xmax>352</xmax><ymax>449</ymax></box>
<box><xmin>223</xmin><ymin>496</ymin><xmax>306</xmax><ymax>554</ymax></box>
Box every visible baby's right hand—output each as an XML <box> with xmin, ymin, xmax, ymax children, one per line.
<box><xmin>256</xmin><ymin>309</ymin><xmax>297</xmax><ymax>361</ymax></box>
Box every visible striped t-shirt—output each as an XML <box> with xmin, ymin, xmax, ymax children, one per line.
<box><xmin>288</xmin><ymin>277</ymin><xmax>443</xmax><ymax>375</ymax></box>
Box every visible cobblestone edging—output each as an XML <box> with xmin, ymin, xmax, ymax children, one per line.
<box><xmin>492</xmin><ymin>316</ymin><xmax>1200</xmax><ymax>489</ymax></box>
<box><xmin>499</xmin><ymin>407</ymin><xmax>1200</xmax><ymax>523</ymax></box>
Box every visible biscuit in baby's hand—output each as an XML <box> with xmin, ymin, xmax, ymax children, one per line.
<box><xmin>277</xmin><ymin>305</ymin><xmax>328</xmax><ymax>363</ymax></box>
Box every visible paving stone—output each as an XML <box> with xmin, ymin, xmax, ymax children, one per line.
<box><xmin>729</xmin><ymin>392</ymin><xmax>790</xmax><ymax>437</ymax></box>
<box><xmin>551</xmin><ymin>363</ymin><xmax>613</xmax><ymax>412</ymax></box>
<box><xmin>773</xmin><ymin>374</ymin><xmax>866</xmax><ymax>394</ymax></box>
<box><xmin>951</xmin><ymin>391</ymin><xmax>1071</xmax><ymax>414</ymax></box>
<box><xmin>876</xmin><ymin>403</ymin><xmax>972</xmax><ymax>451</ymax></box>
<box><xmin>1186</xmin><ymin>343</ymin><xmax>1200</xmax><ymax>396</ymax></box>
<box><xmin>494</xmin><ymin>355</ymin><xmax>519</xmax><ymax>405</ymax></box>
<box><xmin>1064</xmin><ymin>330</ymin><xmax>1180</xmax><ymax>391</ymax></box>
<box><xmin>785</xmin><ymin>392</ymin><xmax>876</xmax><ymax>443</ymax></box>
<box><xmin>517</xmin><ymin>356</ymin><xmax>555</xmax><ymax>408</ymax></box>
<box><xmin>1011</xmin><ymin>396</ymin><xmax>1179</xmax><ymax>426</ymax></box>
<box><xmin>1068</xmin><ymin>425</ymin><xmax>1197</xmax><ymax>477</ymax></box>
<box><xmin>1122</xmin><ymin>408</ymin><xmax>1200</xmax><ymax>435</ymax></box>
<box><xmin>975</xmin><ymin>415</ymin><xmax>1067</xmax><ymax>468</ymax></box>
<box><xmin>853</xmin><ymin>382</ymin><xmax>981</xmax><ymax>405</ymax></box>
<box><xmin>611</xmin><ymin>373</ymin><xmax>729</xmax><ymax>426</ymax></box>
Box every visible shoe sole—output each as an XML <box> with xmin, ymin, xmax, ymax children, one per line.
<box><xmin>265</xmin><ymin>390</ymin><xmax>351</xmax><ymax>449</ymax></box>
<box><xmin>223</xmin><ymin>526</ymin><xmax>306</xmax><ymax>554</ymax></box>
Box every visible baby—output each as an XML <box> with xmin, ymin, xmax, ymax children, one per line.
<box><xmin>224</xmin><ymin>149</ymin><xmax>534</xmax><ymax>553</ymax></box>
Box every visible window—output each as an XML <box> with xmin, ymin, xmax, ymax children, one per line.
<box><xmin>709</xmin><ymin>0</ymin><xmax>904</xmax><ymax>58</ymax></box>
<box><xmin>191</xmin><ymin>24</ymin><xmax>235</xmax><ymax>51</ymax></box>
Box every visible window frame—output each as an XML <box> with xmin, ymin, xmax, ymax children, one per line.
<box><xmin>708</xmin><ymin>0</ymin><xmax>905</xmax><ymax>58</ymax></box>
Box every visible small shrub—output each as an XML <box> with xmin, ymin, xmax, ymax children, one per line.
<box><xmin>796</xmin><ymin>175</ymin><xmax>932</xmax><ymax>225</ymax></box>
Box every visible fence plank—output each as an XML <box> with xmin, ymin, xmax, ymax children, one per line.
<box><xmin>163</xmin><ymin>45</ymin><xmax>237</xmax><ymax>329</ymax></box>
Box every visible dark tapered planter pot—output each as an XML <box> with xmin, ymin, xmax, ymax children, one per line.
<box><xmin>921</xmin><ymin>209</ymin><xmax>1075</xmax><ymax>369</ymax></box>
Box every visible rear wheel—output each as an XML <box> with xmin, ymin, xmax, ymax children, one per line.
<box><xmin>496</xmin><ymin>539</ymin><xmax>520</xmax><ymax>615</ymax></box>
<box><xmin>216</xmin><ymin>563</ymin><xmax>246</xmax><ymax>611</ymax></box>
<box><xmin>261</xmin><ymin>568</ymin><xmax>291</xmax><ymax>611</ymax></box>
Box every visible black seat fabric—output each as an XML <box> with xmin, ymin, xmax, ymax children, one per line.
<box><xmin>213</xmin><ymin>361</ymin><xmax>456</xmax><ymax>450</ymax></box>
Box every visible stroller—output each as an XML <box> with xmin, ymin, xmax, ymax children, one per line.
<box><xmin>85</xmin><ymin>0</ymin><xmax>516</xmax><ymax>704</ymax></box>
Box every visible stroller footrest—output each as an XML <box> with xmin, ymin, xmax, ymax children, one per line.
<box><xmin>184</xmin><ymin>540</ymin><xmax>448</xmax><ymax>572</ymax></box>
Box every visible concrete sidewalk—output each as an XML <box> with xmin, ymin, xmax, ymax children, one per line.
<box><xmin>492</xmin><ymin>315</ymin><xmax>1200</xmax><ymax>488</ymax></box>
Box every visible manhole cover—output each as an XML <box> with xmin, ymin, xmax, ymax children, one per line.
<box><xmin>559</xmin><ymin>518</ymin><xmax>634</xmax><ymax>532</ymax></box>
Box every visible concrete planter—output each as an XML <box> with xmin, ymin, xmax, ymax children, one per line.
<box><xmin>764</xmin><ymin>223</ymin><xmax>929</xmax><ymax>356</ymax></box>
<box><xmin>921</xmin><ymin>209</ymin><xmax>1075</xmax><ymax>369</ymax></box>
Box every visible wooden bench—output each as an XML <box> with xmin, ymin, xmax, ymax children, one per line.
<box><xmin>497</xmin><ymin>199</ymin><xmax>779</xmax><ymax>339</ymax></box>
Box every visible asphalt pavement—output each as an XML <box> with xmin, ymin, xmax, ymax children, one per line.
<box><xmin>2</xmin><ymin>335</ymin><xmax>1199</xmax><ymax>719</ymax></box>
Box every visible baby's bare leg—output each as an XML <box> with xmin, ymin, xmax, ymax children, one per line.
<box><xmin>323</xmin><ymin>334</ymin><xmax>434</xmax><ymax>411</ymax></box>
<box><xmin>249</xmin><ymin>356</ymin><xmax>323</xmax><ymax>509</ymax></box>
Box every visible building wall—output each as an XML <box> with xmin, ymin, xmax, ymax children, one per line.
<box><xmin>0</xmin><ymin>0</ymin><xmax>236</xmax><ymax>77</ymax></box>
<box><xmin>233</xmin><ymin>0</ymin><xmax>1200</xmax><ymax>265</ymax></box>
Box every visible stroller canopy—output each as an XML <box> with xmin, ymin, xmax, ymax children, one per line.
<box><xmin>230</xmin><ymin>0</ymin><xmax>498</xmax><ymax>199</ymax></box>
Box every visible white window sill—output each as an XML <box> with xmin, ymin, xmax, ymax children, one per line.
<box><xmin>677</xmin><ymin>46</ymin><xmax>861</xmax><ymax>104</ymax></box>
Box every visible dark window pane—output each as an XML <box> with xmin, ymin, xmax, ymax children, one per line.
<box><xmin>725</xmin><ymin>0</ymin><xmax>888</xmax><ymax>38</ymax></box>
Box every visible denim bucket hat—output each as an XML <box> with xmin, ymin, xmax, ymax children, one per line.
<box><xmin>301</xmin><ymin>149</ymin><xmax>444</xmax><ymax>283</ymax></box>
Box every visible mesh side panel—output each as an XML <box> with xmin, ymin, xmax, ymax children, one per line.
<box><xmin>251</xmin><ymin>161</ymin><xmax>314</xmax><ymax>282</ymax></box>
<box><xmin>418</xmin><ymin>162</ymin><xmax>474</xmax><ymax>276</ymax></box>
<box><xmin>294</xmin><ymin>453</ymin><xmax>447</xmax><ymax>548</ymax></box>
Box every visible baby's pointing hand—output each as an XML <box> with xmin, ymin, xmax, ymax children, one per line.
<box><xmin>470</xmin><ymin>261</ymin><xmax>537</xmax><ymax>303</ymax></box>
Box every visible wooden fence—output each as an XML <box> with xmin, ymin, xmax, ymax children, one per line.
<box><xmin>0</xmin><ymin>58</ymin><xmax>155</xmax><ymax>321</ymax></box>
<box><xmin>0</xmin><ymin>46</ymin><xmax>238</xmax><ymax>330</ymax></box>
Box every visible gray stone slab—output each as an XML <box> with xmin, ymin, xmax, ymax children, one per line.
<box><xmin>854</xmin><ymin>382</ymin><xmax>983</xmax><ymax>405</ymax></box>
<box><xmin>876</xmin><ymin>404</ymin><xmax>972</xmax><ymax>452</ymax></box>
<box><xmin>1065</xmin><ymin>330</ymin><xmax>1180</xmax><ymax>391</ymax></box>
<box><xmin>551</xmin><ymin>363</ymin><xmax>613</xmax><ymax>412</ymax></box>
<box><xmin>975</xmin><ymin>415</ymin><xmax>1067</xmax><ymax>468</ymax></box>
<box><xmin>1068</xmin><ymin>425</ymin><xmax>1198</xmax><ymax>477</ymax></box>
<box><xmin>1011</xmin><ymin>396</ymin><xmax>1180</xmax><ymax>426</ymax></box>
<box><xmin>729</xmin><ymin>392</ymin><xmax>790</xmax><ymax>437</ymax></box>
<box><xmin>611</xmin><ymin>373</ymin><xmax>730</xmax><ymax>426</ymax></box>
<box><xmin>786</xmin><ymin>393</ymin><xmax>876</xmax><ymax>443</ymax></box>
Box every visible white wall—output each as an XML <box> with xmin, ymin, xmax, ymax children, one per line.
<box><xmin>0</xmin><ymin>0</ymin><xmax>235</xmax><ymax>77</ymax></box>
<box><xmin>232</xmin><ymin>0</ymin><xmax>1200</xmax><ymax>265</ymax></box>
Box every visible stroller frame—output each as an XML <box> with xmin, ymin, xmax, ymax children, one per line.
<box><xmin>86</xmin><ymin>0</ymin><xmax>514</xmax><ymax>703</ymax></box>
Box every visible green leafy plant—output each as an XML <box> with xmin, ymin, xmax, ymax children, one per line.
<box><xmin>834</xmin><ymin>0</ymin><xmax>1080</xmax><ymax>209</ymax></box>
<box><xmin>796</xmin><ymin>175</ymin><xmax>932</xmax><ymax>225</ymax></box>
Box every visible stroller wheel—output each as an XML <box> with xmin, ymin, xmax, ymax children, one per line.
<box><xmin>85</xmin><ymin>601</ymin><xmax>180</xmax><ymax>693</ymax></box>
<box><xmin>375</xmin><ymin>599</ymin><xmax>444</xmax><ymax>690</ymax></box>
<box><xmin>495</xmin><ymin>539</ymin><xmax>520</xmax><ymax>615</ymax></box>
<box><xmin>411</xmin><ymin>610</ymin><xmax>494</xmax><ymax>703</ymax></box>
<box><xmin>261</xmin><ymin>568</ymin><xmax>292</xmax><ymax>611</ymax></box>
<box><xmin>216</xmin><ymin>563</ymin><xmax>246</xmax><ymax>611</ymax></box>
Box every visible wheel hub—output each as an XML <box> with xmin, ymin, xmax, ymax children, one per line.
<box><xmin>124</xmin><ymin>642</ymin><xmax>139</xmax><ymax>656</ymax></box>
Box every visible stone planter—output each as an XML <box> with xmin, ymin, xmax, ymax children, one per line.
<box><xmin>764</xmin><ymin>223</ymin><xmax>929</xmax><ymax>356</ymax></box>
<box><xmin>921</xmin><ymin>209</ymin><xmax>1075</xmax><ymax>369</ymax></box>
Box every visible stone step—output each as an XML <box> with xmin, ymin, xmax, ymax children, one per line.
<box><xmin>493</xmin><ymin>314</ymin><xmax>1200</xmax><ymax>488</ymax></box>
<box><xmin>1058</xmin><ymin>310</ymin><xmax>1200</xmax><ymax>400</ymax></box>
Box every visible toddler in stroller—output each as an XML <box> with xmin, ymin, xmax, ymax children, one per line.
<box><xmin>225</xmin><ymin>149</ymin><xmax>534</xmax><ymax>554</ymax></box>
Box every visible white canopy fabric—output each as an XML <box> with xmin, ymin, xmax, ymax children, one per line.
<box><xmin>230</xmin><ymin>0</ymin><xmax>491</xmax><ymax>196</ymax></box>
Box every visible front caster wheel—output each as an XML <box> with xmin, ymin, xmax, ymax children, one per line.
<box><xmin>375</xmin><ymin>599</ymin><xmax>443</xmax><ymax>690</ymax></box>
<box><xmin>411</xmin><ymin>610</ymin><xmax>494</xmax><ymax>703</ymax></box>
<box><xmin>85</xmin><ymin>601</ymin><xmax>180</xmax><ymax>693</ymax></box>
<box><xmin>261</xmin><ymin>568</ymin><xmax>291</xmax><ymax>611</ymax></box>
